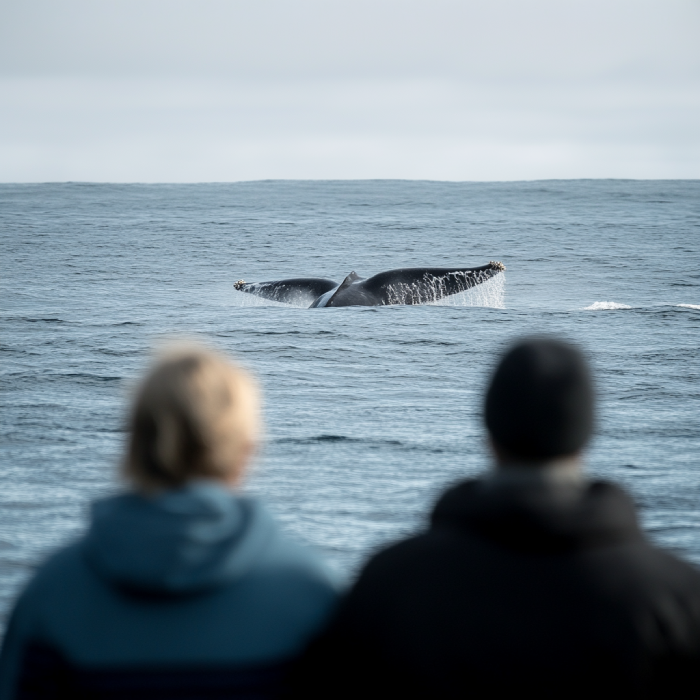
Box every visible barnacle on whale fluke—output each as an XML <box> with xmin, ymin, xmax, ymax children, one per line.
<box><xmin>489</xmin><ymin>261</ymin><xmax>506</xmax><ymax>271</ymax></box>
<box><xmin>234</xmin><ymin>280</ymin><xmax>246</xmax><ymax>290</ymax></box>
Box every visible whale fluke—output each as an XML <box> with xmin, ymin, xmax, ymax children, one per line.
<box><xmin>234</xmin><ymin>277</ymin><xmax>338</xmax><ymax>305</ymax></box>
<box><xmin>356</xmin><ymin>264</ymin><xmax>503</xmax><ymax>306</ymax></box>
<box><xmin>234</xmin><ymin>262</ymin><xmax>505</xmax><ymax>308</ymax></box>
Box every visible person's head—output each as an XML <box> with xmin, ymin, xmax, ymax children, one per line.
<box><xmin>123</xmin><ymin>342</ymin><xmax>261</xmax><ymax>493</ymax></box>
<box><xmin>485</xmin><ymin>337</ymin><xmax>594</xmax><ymax>465</ymax></box>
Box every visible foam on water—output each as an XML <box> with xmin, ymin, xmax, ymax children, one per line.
<box><xmin>584</xmin><ymin>301</ymin><xmax>632</xmax><ymax>311</ymax></box>
<box><xmin>677</xmin><ymin>303</ymin><xmax>700</xmax><ymax>310</ymax></box>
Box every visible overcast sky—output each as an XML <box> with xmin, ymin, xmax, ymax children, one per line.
<box><xmin>1</xmin><ymin>0</ymin><xmax>698</xmax><ymax>181</ymax></box>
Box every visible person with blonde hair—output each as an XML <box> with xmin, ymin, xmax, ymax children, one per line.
<box><xmin>0</xmin><ymin>342</ymin><xmax>338</xmax><ymax>699</ymax></box>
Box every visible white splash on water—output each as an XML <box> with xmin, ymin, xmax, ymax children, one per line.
<box><xmin>430</xmin><ymin>272</ymin><xmax>506</xmax><ymax>308</ymax></box>
<box><xmin>677</xmin><ymin>303</ymin><xmax>700</xmax><ymax>310</ymax></box>
<box><xmin>584</xmin><ymin>301</ymin><xmax>632</xmax><ymax>311</ymax></box>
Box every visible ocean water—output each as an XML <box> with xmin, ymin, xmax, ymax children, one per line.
<box><xmin>1</xmin><ymin>180</ymin><xmax>699</xmax><ymax>636</ymax></box>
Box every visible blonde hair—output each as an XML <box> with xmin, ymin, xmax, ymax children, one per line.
<box><xmin>123</xmin><ymin>342</ymin><xmax>260</xmax><ymax>492</ymax></box>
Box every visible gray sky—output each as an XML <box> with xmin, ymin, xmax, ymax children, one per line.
<box><xmin>1</xmin><ymin>0</ymin><xmax>698</xmax><ymax>181</ymax></box>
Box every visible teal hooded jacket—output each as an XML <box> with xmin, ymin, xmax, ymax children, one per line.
<box><xmin>0</xmin><ymin>481</ymin><xmax>339</xmax><ymax>698</ymax></box>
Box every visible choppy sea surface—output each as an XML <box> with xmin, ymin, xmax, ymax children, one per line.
<box><xmin>1</xmin><ymin>180</ymin><xmax>699</xmax><ymax>636</ymax></box>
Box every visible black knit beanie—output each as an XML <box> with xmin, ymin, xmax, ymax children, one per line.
<box><xmin>485</xmin><ymin>337</ymin><xmax>594</xmax><ymax>461</ymax></box>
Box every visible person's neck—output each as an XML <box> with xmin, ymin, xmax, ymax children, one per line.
<box><xmin>486</xmin><ymin>455</ymin><xmax>584</xmax><ymax>488</ymax></box>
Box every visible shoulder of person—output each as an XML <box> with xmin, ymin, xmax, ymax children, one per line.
<box><xmin>633</xmin><ymin>542</ymin><xmax>700</xmax><ymax>597</ymax></box>
<box><xmin>242</xmin><ymin>497</ymin><xmax>340</xmax><ymax>590</ymax></box>
<box><xmin>0</xmin><ymin>541</ymin><xmax>86</xmax><ymax>677</ymax></box>
<box><xmin>11</xmin><ymin>541</ymin><xmax>87</xmax><ymax>612</ymax></box>
<box><xmin>345</xmin><ymin>527</ymin><xmax>460</xmax><ymax>606</ymax></box>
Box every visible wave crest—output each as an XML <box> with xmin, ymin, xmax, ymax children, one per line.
<box><xmin>584</xmin><ymin>301</ymin><xmax>632</xmax><ymax>311</ymax></box>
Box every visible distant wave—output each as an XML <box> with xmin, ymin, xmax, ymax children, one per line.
<box><xmin>12</xmin><ymin>317</ymin><xmax>65</xmax><ymax>323</ymax></box>
<box><xmin>584</xmin><ymin>302</ymin><xmax>700</xmax><ymax>311</ymax></box>
<box><xmin>584</xmin><ymin>301</ymin><xmax>632</xmax><ymax>310</ymax></box>
<box><xmin>274</xmin><ymin>434</ymin><xmax>372</xmax><ymax>444</ymax></box>
<box><xmin>272</xmin><ymin>434</ymin><xmax>447</xmax><ymax>453</ymax></box>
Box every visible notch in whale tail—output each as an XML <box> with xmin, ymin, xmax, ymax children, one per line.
<box><xmin>321</xmin><ymin>271</ymin><xmax>364</xmax><ymax>307</ymax></box>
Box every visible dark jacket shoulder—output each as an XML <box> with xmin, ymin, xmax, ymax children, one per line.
<box><xmin>297</xmin><ymin>477</ymin><xmax>700</xmax><ymax>699</ymax></box>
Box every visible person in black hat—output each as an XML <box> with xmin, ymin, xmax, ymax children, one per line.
<box><xmin>294</xmin><ymin>337</ymin><xmax>700</xmax><ymax>699</ymax></box>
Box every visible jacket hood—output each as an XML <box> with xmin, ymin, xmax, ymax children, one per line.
<box><xmin>84</xmin><ymin>481</ymin><xmax>277</xmax><ymax>593</ymax></box>
<box><xmin>431</xmin><ymin>477</ymin><xmax>643</xmax><ymax>554</ymax></box>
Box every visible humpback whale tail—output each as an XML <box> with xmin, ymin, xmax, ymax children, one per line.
<box><xmin>234</xmin><ymin>262</ymin><xmax>506</xmax><ymax>308</ymax></box>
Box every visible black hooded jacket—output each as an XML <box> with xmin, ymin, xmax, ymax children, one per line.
<box><xmin>295</xmin><ymin>477</ymin><xmax>700</xmax><ymax>699</ymax></box>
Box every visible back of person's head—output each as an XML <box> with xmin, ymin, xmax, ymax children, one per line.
<box><xmin>124</xmin><ymin>342</ymin><xmax>260</xmax><ymax>492</ymax></box>
<box><xmin>485</xmin><ymin>337</ymin><xmax>594</xmax><ymax>462</ymax></box>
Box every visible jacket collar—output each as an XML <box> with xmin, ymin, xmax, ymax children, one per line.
<box><xmin>482</xmin><ymin>457</ymin><xmax>585</xmax><ymax>490</ymax></box>
<box><xmin>431</xmin><ymin>470</ymin><xmax>643</xmax><ymax>554</ymax></box>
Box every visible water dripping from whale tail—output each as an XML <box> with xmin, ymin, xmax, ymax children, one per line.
<box><xmin>363</xmin><ymin>263</ymin><xmax>506</xmax><ymax>307</ymax></box>
<box><xmin>430</xmin><ymin>272</ymin><xmax>506</xmax><ymax>308</ymax></box>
